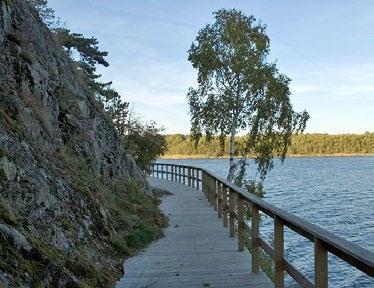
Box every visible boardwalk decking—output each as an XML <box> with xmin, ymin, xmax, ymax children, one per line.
<box><xmin>116</xmin><ymin>178</ymin><xmax>272</xmax><ymax>288</ymax></box>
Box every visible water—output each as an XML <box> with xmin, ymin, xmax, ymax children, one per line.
<box><xmin>157</xmin><ymin>157</ymin><xmax>374</xmax><ymax>287</ymax></box>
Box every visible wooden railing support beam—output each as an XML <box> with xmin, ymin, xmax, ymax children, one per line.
<box><xmin>237</xmin><ymin>195</ymin><xmax>245</xmax><ymax>251</ymax></box>
<box><xmin>315</xmin><ymin>238</ymin><xmax>328</xmax><ymax>288</ymax></box>
<box><xmin>274</xmin><ymin>216</ymin><xmax>284</xmax><ymax>288</ymax></box>
<box><xmin>251</xmin><ymin>204</ymin><xmax>260</xmax><ymax>273</ymax></box>
<box><xmin>217</xmin><ymin>182</ymin><xmax>223</xmax><ymax>218</ymax></box>
<box><xmin>229</xmin><ymin>189</ymin><xmax>235</xmax><ymax>238</ymax></box>
<box><xmin>222</xmin><ymin>185</ymin><xmax>228</xmax><ymax>227</ymax></box>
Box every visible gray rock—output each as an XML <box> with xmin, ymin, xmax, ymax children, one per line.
<box><xmin>0</xmin><ymin>271</ymin><xmax>11</xmax><ymax>288</ymax></box>
<box><xmin>0</xmin><ymin>156</ymin><xmax>17</xmax><ymax>181</ymax></box>
<box><xmin>0</xmin><ymin>224</ymin><xmax>31</xmax><ymax>252</ymax></box>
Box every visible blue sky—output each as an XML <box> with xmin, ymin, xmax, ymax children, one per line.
<box><xmin>48</xmin><ymin>0</ymin><xmax>374</xmax><ymax>134</ymax></box>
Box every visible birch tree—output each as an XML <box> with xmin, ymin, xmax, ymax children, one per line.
<box><xmin>188</xmin><ymin>9</ymin><xmax>309</xmax><ymax>180</ymax></box>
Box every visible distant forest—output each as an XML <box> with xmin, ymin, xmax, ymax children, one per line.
<box><xmin>164</xmin><ymin>133</ymin><xmax>374</xmax><ymax>157</ymax></box>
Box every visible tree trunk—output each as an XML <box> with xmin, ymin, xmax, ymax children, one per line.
<box><xmin>228</xmin><ymin>115</ymin><xmax>238</xmax><ymax>181</ymax></box>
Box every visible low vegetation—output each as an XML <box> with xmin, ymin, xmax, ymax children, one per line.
<box><xmin>57</xmin><ymin>146</ymin><xmax>168</xmax><ymax>258</ymax></box>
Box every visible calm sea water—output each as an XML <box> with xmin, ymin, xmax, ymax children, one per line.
<box><xmin>157</xmin><ymin>157</ymin><xmax>374</xmax><ymax>287</ymax></box>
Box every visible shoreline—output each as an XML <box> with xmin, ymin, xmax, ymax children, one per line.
<box><xmin>160</xmin><ymin>153</ymin><xmax>374</xmax><ymax>160</ymax></box>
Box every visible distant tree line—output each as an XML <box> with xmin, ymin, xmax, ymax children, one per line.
<box><xmin>28</xmin><ymin>0</ymin><xmax>166</xmax><ymax>169</ymax></box>
<box><xmin>164</xmin><ymin>133</ymin><xmax>374</xmax><ymax>157</ymax></box>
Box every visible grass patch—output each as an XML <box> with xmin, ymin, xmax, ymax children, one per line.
<box><xmin>245</xmin><ymin>235</ymin><xmax>275</xmax><ymax>281</ymax></box>
<box><xmin>56</xmin><ymin>145</ymin><xmax>167</xmax><ymax>278</ymax></box>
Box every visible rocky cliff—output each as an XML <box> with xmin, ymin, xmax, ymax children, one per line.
<box><xmin>0</xmin><ymin>0</ymin><xmax>165</xmax><ymax>287</ymax></box>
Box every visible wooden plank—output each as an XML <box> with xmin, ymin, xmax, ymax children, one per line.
<box><xmin>119</xmin><ymin>178</ymin><xmax>273</xmax><ymax>288</ymax></box>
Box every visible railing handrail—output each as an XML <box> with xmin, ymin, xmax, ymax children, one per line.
<box><xmin>149</xmin><ymin>162</ymin><xmax>374</xmax><ymax>287</ymax></box>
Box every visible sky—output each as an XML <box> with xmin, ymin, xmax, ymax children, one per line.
<box><xmin>48</xmin><ymin>0</ymin><xmax>374</xmax><ymax>134</ymax></box>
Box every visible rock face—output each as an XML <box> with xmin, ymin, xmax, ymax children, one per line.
<box><xmin>0</xmin><ymin>0</ymin><xmax>158</xmax><ymax>286</ymax></box>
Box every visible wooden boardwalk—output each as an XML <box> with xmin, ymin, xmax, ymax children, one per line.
<box><xmin>116</xmin><ymin>178</ymin><xmax>272</xmax><ymax>288</ymax></box>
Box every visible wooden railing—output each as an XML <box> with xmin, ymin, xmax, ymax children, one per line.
<box><xmin>149</xmin><ymin>163</ymin><xmax>374</xmax><ymax>288</ymax></box>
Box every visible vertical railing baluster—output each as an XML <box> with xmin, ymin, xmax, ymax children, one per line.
<box><xmin>197</xmin><ymin>170</ymin><xmax>200</xmax><ymax>190</ymax></box>
<box><xmin>251</xmin><ymin>203</ymin><xmax>260</xmax><ymax>273</ymax></box>
<box><xmin>192</xmin><ymin>169</ymin><xmax>195</xmax><ymax>188</ymax></box>
<box><xmin>206</xmin><ymin>175</ymin><xmax>211</xmax><ymax>204</ymax></box>
<box><xmin>218</xmin><ymin>182</ymin><xmax>223</xmax><ymax>218</ymax></box>
<box><xmin>188</xmin><ymin>167</ymin><xmax>191</xmax><ymax>187</ymax></box>
<box><xmin>202</xmin><ymin>171</ymin><xmax>206</xmax><ymax>197</ymax></box>
<box><xmin>238</xmin><ymin>195</ymin><xmax>245</xmax><ymax>251</ymax></box>
<box><xmin>315</xmin><ymin>238</ymin><xmax>328</xmax><ymax>288</ymax></box>
<box><xmin>229</xmin><ymin>189</ymin><xmax>235</xmax><ymax>238</ymax></box>
<box><xmin>213</xmin><ymin>179</ymin><xmax>217</xmax><ymax>211</ymax></box>
<box><xmin>274</xmin><ymin>216</ymin><xmax>284</xmax><ymax>288</ymax></box>
<box><xmin>210</xmin><ymin>177</ymin><xmax>215</xmax><ymax>207</ymax></box>
<box><xmin>222</xmin><ymin>185</ymin><xmax>228</xmax><ymax>227</ymax></box>
<box><xmin>183</xmin><ymin>167</ymin><xmax>186</xmax><ymax>185</ymax></box>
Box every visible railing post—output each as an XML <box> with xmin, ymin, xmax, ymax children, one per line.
<box><xmin>222</xmin><ymin>185</ymin><xmax>228</xmax><ymax>227</ymax></box>
<box><xmin>274</xmin><ymin>216</ymin><xmax>284</xmax><ymax>288</ymax></box>
<box><xmin>238</xmin><ymin>195</ymin><xmax>245</xmax><ymax>251</ymax></box>
<box><xmin>202</xmin><ymin>171</ymin><xmax>207</xmax><ymax>197</ymax></box>
<box><xmin>171</xmin><ymin>165</ymin><xmax>174</xmax><ymax>181</ymax></box>
<box><xmin>213</xmin><ymin>179</ymin><xmax>217</xmax><ymax>211</ymax></box>
<box><xmin>251</xmin><ymin>203</ymin><xmax>260</xmax><ymax>273</ymax></box>
<box><xmin>197</xmin><ymin>170</ymin><xmax>200</xmax><ymax>190</ymax></box>
<box><xmin>183</xmin><ymin>167</ymin><xmax>186</xmax><ymax>185</ymax></box>
<box><xmin>178</xmin><ymin>166</ymin><xmax>181</xmax><ymax>182</ymax></box>
<box><xmin>315</xmin><ymin>238</ymin><xmax>328</xmax><ymax>288</ymax></box>
<box><xmin>229</xmin><ymin>189</ymin><xmax>235</xmax><ymax>238</ymax></box>
<box><xmin>191</xmin><ymin>168</ymin><xmax>195</xmax><ymax>188</ymax></box>
<box><xmin>188</xmin><ymin>168</ymin><xmax>191</xmax><ymax>186</ymax></box>
<box><xmin>217</xmin><ymin>182</ymin><xmax>223</xmax><ymax>218</ymax></box>
<box><xmin>156</xmin><ymin>164</ymin><xmax>159</xmax><ymax>178</ymax></box>
<box><xmin>206</xmin><ymin>175</ymin><xmax>212</xmax><ymax>205</ymax></box>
